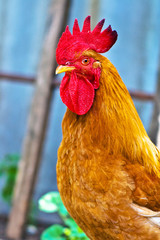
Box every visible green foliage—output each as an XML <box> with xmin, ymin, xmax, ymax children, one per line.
<box><xmin>39</xmin><ymin>192</ymin><xmax>89</xmax><ymax>240</ymax></box>
<box><xmin>0</xmin><ymin>154</ymin><xmax>37</xmax><ymax>225</ymax></box>
<box><xmin>0</xmin><ymin>154</ymin><xmax>20</xmax><ymax>203</ymax></box>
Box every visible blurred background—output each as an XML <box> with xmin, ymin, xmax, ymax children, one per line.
<box><xmin>0</xmin><ymin>0</ymin><xmax>160</xmax><ymax>239</ymax></box>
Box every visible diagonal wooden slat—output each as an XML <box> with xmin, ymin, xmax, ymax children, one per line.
<box><xmin>6</xmin><ymin>0</ymin><xmax>70</xmax><ymax>239</ymax></box>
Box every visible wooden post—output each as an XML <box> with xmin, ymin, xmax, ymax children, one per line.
<box><xmin>155</xmin><ymin>71</ymin><xmax>160</xmax><ymax>148</ymax></box>
<box><xmin>149</xmin><ymin>58</ymin><xmax>160</xmax><ymax>146</ymax></box>
<box><xmin>6</xmin><ymin>0</ymin><xmax>69</xmax><ymax>238</ymax></box>
<box><xmin>157</xmin><ymin>114</ymin><xmax>160</xmax><ymax>149</ymax></box>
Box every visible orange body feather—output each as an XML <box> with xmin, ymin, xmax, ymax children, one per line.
<box><xmin>57</xmin><ymin>50</ymin><xmax>160</xmax><ymax>239</ymax></box>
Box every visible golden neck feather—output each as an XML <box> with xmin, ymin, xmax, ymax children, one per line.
<box><xmin>63</xmin><ymin>50</ymin><xmax>160</xmax><ymax>177</ymax></box>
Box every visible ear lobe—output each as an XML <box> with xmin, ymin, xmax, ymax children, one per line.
<box><xmin>93</xmin><ymin>61</ymin><xmax>101</xmax><ymax>69</ymax></box>
<box><xmin>92</xmin><ymin>66</ymin><xmax>101</xmax><ymax>89</ymax></box>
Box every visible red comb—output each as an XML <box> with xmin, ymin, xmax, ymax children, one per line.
<box><xmin>56</xmin><ymin>16</ymin><xmax>118</xmax><ymax>64</ymax></box>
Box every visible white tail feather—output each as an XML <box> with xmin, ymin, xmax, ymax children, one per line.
<box><xmin>131</xmin><ymin>203</ymin><xmax>160</xmax><ymax>227</ymax></box>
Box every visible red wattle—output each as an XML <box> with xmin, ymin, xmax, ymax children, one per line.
<box><xmin>60</xmin><ymin>71</ymin><xmax>95</xmax><ymax>115</ymax></box>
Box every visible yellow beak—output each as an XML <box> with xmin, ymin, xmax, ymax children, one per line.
<box><xmin>55</xmin><ymin>65</ymin><xmax>75</xmax><ymax>74</ymax></box>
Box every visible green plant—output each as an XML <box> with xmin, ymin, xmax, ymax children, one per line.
<box><xmin>0</xmin><ymin>154</ymin><xmax>20</xmax><ymax>203</ymax></box>
<box><xmin>39</xmin><ymin>191</ymin><xmax>89</xmax><ymax>240</ymax></box>
<box><xmin>0</xmin><ymin>154</ymin><xmax>37</xmax><ymax>225</ymax></box>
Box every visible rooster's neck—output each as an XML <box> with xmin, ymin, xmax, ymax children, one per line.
<box><xmin>62</xmin><ymin>55</ymin><xmax>160</xmax><ymax>177</ymax></box>
<box><xmin>95</xmin><ymin>57</ymin><xmax>160</xmax><ymax>176</ymax></box>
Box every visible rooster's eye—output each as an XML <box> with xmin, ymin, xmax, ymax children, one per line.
<box><xmin>82</xmin><ymin>58</ymin><xmax>90</xmax><ymax>65</ymax></box>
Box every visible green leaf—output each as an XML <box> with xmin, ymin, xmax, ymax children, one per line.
<box><xmin>69</xmin><ymin>225</ymin><xmax>89</xmax><ymax>239</ymax></box>
<box><xmin>41</xmin><ymin>225</ymin><xmax>65</xmax><ymax>240</ymax></box>
<box><xmin>77</xmin><ymin>226</ymin><xmax>86</xmax><ymax>234</ymax></box>
<box><xmin>59</xmin><ymin>204</ymin><xmax>69</xmax><ymax>217</ymax></box>
<box><xmin>70</xmin><ymin>232</ymin><xmax>89</xmax><ymax>240</ymax></box>
<box><xmin>2</xmin><ymin>187</ymin><xmax>12</xmax><ymax>202</ymax></box>
<box><xmin>39</xmin><ymin>191</ymin><xmax>89</xmax><ymax>240</ymax></box>
<box><xmin>63</xmin><ymin>227</ymin><xmax>71</xmax><ymax>236</ymax></box>
<box><xmin>39</xmin><ymin>192</ymin><xmax>62</xmax><ymax>213</ymax></box>
<box><xmin>0</xmin><ymin>154</ymin><xmax>20</xmax><ymax>204</ymax></box>
<box><xmin>0</xmin><ymin>154</ymin><xmax>19</xmax><ymax>177</ymax></box>
<box><xmin>64</xmin><ymin>218</ymin><xmax>78</xmax><ymax>229</ymax></box>
<box><xmin>0</xmin><ymin>163</ymin><xmax>6</xmax><ymax>175</ymax></box>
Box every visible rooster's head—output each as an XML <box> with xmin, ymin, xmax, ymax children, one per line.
<box><xmin>56</xmin><ymin>16</ymin><xmax>117</xmax><ymax>115</ymax></box>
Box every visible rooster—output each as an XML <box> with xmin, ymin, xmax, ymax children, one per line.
<box><xmin>56</xmin><ymin>16</ymin><xmax>160</xmax><ymax>240</ymax></box>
